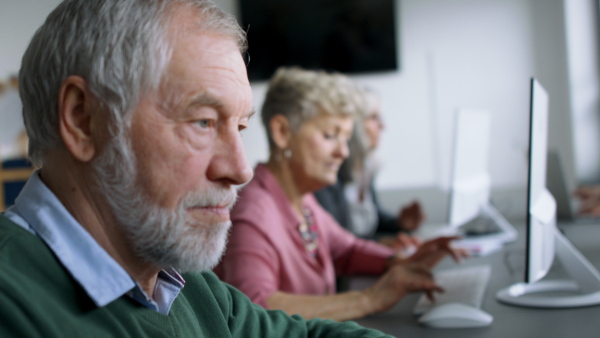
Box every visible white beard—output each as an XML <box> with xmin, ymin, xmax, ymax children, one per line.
<box><xmin>91</xmin><ymin>133</ymin><xmax>235</xmax><ymax>272</ymax></box>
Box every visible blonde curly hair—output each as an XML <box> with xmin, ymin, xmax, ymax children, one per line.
<box><xmin>261</xmin><ymin>66</ymin><xmax>364</xmax><ymax>150</ymax></box>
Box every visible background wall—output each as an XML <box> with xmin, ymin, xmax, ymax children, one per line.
<box><xmin>219</xmin><ymin>0</ymin><xmax>568</xmax><ymax>189</ymax></box>
<box><xmin>214</xmin><ymin>0</ymin><xmax>591</xmax><ymax>220</ymax></box>
<box><xmin>1</xmin><ymin>0</ymin><xmax>598</xmax><ymax>221</ymax></box>
<box><xmin>0</xmin><ymin>0</ymin><xmax>63</xmax><ymax>158</ymax></box>
<box><xmin>0</xmin><ymin>0</ymin><xmax>62</xmax><ymax>79</ymax></box>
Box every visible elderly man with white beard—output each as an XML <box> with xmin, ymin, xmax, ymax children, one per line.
<box><xmin>0</xmin><ymin>0</ymin><xmax>392</xmax><ymax>337</ymax></box>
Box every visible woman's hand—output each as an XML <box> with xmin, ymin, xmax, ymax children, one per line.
<box><xmin>397</xmin><ymin>200</ymin><xmax>425</xmax><ymax>231</ymax></box>
<box><xmin>393</xmin><ymin>236</ymin><xmax>469</xmax><ymax>269</ymax></box>
<box><xmin>363</xmin><ymin>263</ymin><xmax>443</xmax><ymax>314</ymax></box>
<box><xmin>379</xmin><ymin>233</ymin><xmax>421</xmax><ymax>257</ymax></box>
<box><xmin>574</xmin><ymin>185</ymin><xmax>600</xmax><ymax>216</ymax></box>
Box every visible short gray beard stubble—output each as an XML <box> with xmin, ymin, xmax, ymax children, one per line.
<box><xmin>91</xmin><ymin>131</ymin><xmax>236</xmax><ymax>273</ymax></box>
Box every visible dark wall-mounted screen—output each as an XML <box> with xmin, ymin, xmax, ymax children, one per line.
<box><xmin>239</xmin><ymin>0</ymin><xmax>398</xmax><ymax>81</ymax></box>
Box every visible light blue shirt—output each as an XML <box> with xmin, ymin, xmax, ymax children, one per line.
<box><xmin>4</xmin><ymin>172</ymin><xmax>184</xmax><ymax>315</ymax></box>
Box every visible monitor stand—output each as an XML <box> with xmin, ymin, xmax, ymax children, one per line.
<box><xmin>415</xmin><ymin>203</ymin><xmax>517</xmax><ymax>256</ymax></box>
<box><xmin>459</xmin><ymin>203</ymin><xmax>518</xmax><ymax>243</ymax></box>
<box><xmin>496</xmin><ymin>227</ymin><xmax>600</xmax><ymax>308</ymax></box>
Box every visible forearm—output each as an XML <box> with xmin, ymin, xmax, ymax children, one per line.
<box><xmin>266</xmin><ymin>290</ymin><xmax>376</xmax><ymax>322</ymax></box>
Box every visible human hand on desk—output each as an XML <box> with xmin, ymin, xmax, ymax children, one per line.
<box><xmin>397</xmin><ymin>200</ymin><xmax>425</xmax><ymax>231</ymax></box>
<box><xmin>363</xmin><ymin>263</ymin><xmax>443</xmax><ymax>314</ymax></box>
<box><xmin>573</xmin><ymin>185</ymin><xmax>600</xmax><ymax>216</ymax></box>
<box><xmin>378</xmin><ymin>233</ymin><xmax>421</xmax><ymax>256</ymax></box>
<box><xmin>391</xmin><ymin>236</ymin><xmax>469</xmax><ymax>269</ymax></box>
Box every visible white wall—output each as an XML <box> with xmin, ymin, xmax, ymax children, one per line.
<box><xmin>0</xmin><ymin>0</ymin><xmax>62</xmax><ymax>80</ymax></box>
<box><xmin>395</xmin><ymin>0</ymin><xmax>536</xmax><ymax>191</ymax></box>
<box><xmin>0</xmin><ymin>0</ymin><xmax>63</xmax><ymax>158</ymax></box>
<box><xmin>217</xmin><ymin>0</ymin><xmax>576</xmax><ymax>194</ymax></box>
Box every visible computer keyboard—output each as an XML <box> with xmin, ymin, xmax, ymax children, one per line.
<box><xmin>413</xmin><ymin>264</ymin><xmax>491</xmax><ymax>315</ymax></box>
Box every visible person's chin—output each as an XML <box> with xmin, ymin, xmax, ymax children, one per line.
<box><xmin>317</xmin><ymin>174</ymin><xmax>337</xmax><ymax>188</ymax></box>
<box><xmin>173</xmin><ymin>219</ymin><xmax>232</xmax><ymax>272</ymax></box>
<box><xmin>326</xmin><ymin>170</ymin><xmax>339</xmax><ymax>183</ymax></box>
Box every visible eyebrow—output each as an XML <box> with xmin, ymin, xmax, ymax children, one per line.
<box><xmin>178</xmin><ymin>92</ymin><xmax>256</xmax><ymax>122</ymax></box>
<box><xmin>186</xmin><ymin>92</ymin><xmax>224</xmax><ymax>110</ymax></box>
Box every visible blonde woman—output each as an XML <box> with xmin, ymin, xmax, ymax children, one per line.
<box><xmin>315</xmin><ymin>88</ymin><xmax>424</xmax><ymax>249</ymax></box>
<box><xmin>215</xmin><ymin>67</ymin><xmax>465</xmax><ymax>321</ymax></box>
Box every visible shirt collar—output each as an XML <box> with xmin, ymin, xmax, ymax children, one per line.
<box><xmin>5</xmin><ymin>172</ymin><xmax>185</xmax><ymax>314</ymax></box>
<box><xmin>128</xmin><ymin>268</ymin><xmax>185</xmax><ymax>315</ymax></box>
<box><xmin>5</xmin><ymin>172</ymin><xmax>136</xmax><ymax>307</ymax></box>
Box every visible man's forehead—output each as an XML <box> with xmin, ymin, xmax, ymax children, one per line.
<box><xmin>151</xmin><ymin>81</ymin><xmax>253</xmax><ymax>119</ymax></box>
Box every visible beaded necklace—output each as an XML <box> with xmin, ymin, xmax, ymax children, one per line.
<box><xmin>298</xmin><ymin>206</ymin><xmax>319</xmax><ymax>257</ymax></box>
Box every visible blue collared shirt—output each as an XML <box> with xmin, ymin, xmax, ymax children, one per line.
<box><xmin>4</xmin><ymin>172</ymin><xmax>184</xmax><ymax>315</ymax></box>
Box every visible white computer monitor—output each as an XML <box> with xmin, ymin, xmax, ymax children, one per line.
<box><xmin>448</xmin><ymin>109</ymin><xmax>492</xmax><ymax>227</ymax></box>
<box><xmin>446</xmin><ymin>109</ymin><xmax>517</xmax><ymax>244</ymax></box>
<box><xmin>496</xmin><ymin>78</ymin><xmax>600</xmax><ymax>308</ymax></box>
<box><xmin>416</xmin><ymin>109</ymin><xmax>517</xmax><ymax>252</ymax></box>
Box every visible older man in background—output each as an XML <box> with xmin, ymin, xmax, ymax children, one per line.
<box><xmin>0</xmin><ymin>0</ymin><xmax>391</xmax><ymax>336</ymax></box>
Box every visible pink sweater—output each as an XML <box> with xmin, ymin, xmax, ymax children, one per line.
<box><xmin>214</xmin><ymin>164</ymin><xmax>394</xmax><ymax>308</ymax></box>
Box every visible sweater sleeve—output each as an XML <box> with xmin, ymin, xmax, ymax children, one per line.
<box><xmin>310</xmin><ymin>198</ymin><xmax>395</xmax><ymax>276</ymax></box>
<box><xmin>329</xmin><ymin>224</ymin><xmax>394</xmax><ymax>276</ymax></box>
<box><xmin>195</xmin><ymin>272</ymin><xmax>393</xmax><ymax>338</ymax></box>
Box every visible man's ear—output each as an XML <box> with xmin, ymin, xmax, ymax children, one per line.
<box><xmin>57</xmin><ymin>75</ymin><xmax>97</xmax><ymax>162</ymax></box>
<box><xmin>269</xmin><ymin>114</ymin><xmax>293</xmax><ymax>150</ymax></box>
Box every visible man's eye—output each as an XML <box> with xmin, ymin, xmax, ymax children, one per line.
<box><xmin>196</xmin><ymin>120</ymin><xmax>212</xmax><ymax>128</ymax></box>
<box><xmin>323</xmin><ymin>132</ymin><xmax>335</xmax><ymax>140</ymax></box>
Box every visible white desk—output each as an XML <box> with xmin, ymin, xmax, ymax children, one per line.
<box><xmin>351</xmin><ymin>221</ymin><xmax>600</xmax><ymax>337</ymax></box>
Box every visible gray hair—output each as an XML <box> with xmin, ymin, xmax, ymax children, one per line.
<box><xmin>340</xmin><ymin>86</ymin><xmax>380</xmax><ymax>184</ymax></box>
<box><xmin>19</xmin><ymin>0</ymin><xmax>246</xmax><ymax>167</ymax></box>
<box><xmin>261</xmin><ymin>66</ymin><xmax>363</xmax><ymax>150</ymax></box>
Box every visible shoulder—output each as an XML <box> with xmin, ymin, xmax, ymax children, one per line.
<box><xmin>0</xmin><ymin>217</ymin><xmax>81</xmax><ymax>331</ymax></box>
<box><xmin>180</xmin><ymin>271</ymin><xmax>262</xmax><ymax>321</ymax></box>
<box><xmin>236</xmin><ymin>180</ymin><xmax>276</xmax><ymax>210</ymax></box>
<box><xmin>181</xmin><ymin>271</ymin><xmax>225</xmax><ymax>302</ymax></box>
<box><xmin>232</xmin><ymin>180</ymin><xmax>282</xmax><ymax>229</ymax></box>
<box><xmin>0</xmin><ymin>216</ymin><xmax>55</xmax><ymax>277</ymax></box>
<box><xmin>234</xmin><ymin>164</ymin><xmax>282</xmax><ymax>213</ymax></box>
<box><xmin>0</xmin><ymin>216</ymin><xmax>69</xmax><ymax>288</ymax></box>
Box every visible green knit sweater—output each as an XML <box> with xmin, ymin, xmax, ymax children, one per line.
<box><xmin>0</xmin><ymin>215</ymin><xmax>391</xmax><ymax>337</ymax></box>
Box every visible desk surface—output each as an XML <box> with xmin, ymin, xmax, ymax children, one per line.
<box><xmin>352</xmin><ymin>221</ymin><xmax>600</xmax><ymax>337</ymax></box>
